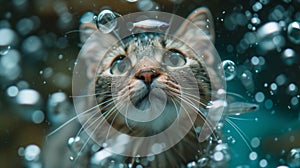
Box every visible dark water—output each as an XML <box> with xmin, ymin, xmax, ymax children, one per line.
<box><xmin>0</xmin><ymin>0</ymin><xmax>300</xmax><ymax>167</ymax></box>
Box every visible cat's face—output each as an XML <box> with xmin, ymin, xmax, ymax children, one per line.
<box><xmin>94</xmin><ymin>33</ymin><xmax>211</xmax><ymax>133</ymax></box>
<box><xmin>77</xmin><ymin>8</ymin><xmax>224</xmax><ymax>139</ymax></box>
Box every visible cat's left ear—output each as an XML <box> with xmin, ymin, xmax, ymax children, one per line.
<box><xmin>176</xmin><ymin>7</ymin><xmax>215</xmax><ymax>43</ymax></box>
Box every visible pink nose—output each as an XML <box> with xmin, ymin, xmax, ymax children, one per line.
<box><xmin>136</xmin><ymin>69</ymin><xmax>158</xmax><ymax>84</ymax></box>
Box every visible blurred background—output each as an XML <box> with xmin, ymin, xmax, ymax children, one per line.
<box><xmin>0</xmin><ymin>0</ymin><xmax>300</xmax><ymax>167</ymax></box>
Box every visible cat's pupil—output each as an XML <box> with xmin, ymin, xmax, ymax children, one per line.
<box><xmin>117</xmin><ymin>60</ymin><xmax>126</xmax><ymax>72</ymax></box>
<box><xmin>169</xmin><ymin>53</ymin><xmax>179</xmax><ymax>65</ymax></box>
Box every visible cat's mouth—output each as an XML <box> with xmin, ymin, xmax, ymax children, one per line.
<box><xmin>132</xmin><ymin>89</ymin><xmax>151</xmax><ymax>111</ymax></box>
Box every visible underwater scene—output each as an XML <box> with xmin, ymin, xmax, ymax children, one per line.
<box><xmin>0</xmin><ymin>0</ymin><xmax>300</xmax><ymax>167</ymax></box>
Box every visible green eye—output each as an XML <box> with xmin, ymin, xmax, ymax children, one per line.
<box><xmin>163</xmin><ymin>49</ymin><xmax>186</xmax><ymax>67</ymax></box>
<box><xmin>110</xmin><ymin>55</ymin><xmax>131</xmax><ymax>75</ymax></box>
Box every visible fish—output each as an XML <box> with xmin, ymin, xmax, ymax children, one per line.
<box><xmin>129</xmin><ymin>19</ymin><xmax>170</xmax><ymax>30</ymax></box>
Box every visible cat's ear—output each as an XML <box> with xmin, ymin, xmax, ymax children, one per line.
<box><xmin>176</xmin><ymin>7</ymin><xmax>215</xmax><ymax>43</ymax></box>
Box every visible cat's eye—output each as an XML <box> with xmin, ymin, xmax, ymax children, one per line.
<box><xmin>110</xmin><ymin>55</ymin><xmax>131</xmax><ymax>75</ymax></box>
<box><xmin>163</xmin><ymin>49</ymin><xmax>186</xmax><ymax>67</ymax></box>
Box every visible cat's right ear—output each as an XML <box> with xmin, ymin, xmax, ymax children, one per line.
<box><xmin>79</xmin><ymin>22</ymin><xmax>98</xmax><ymax>43</ymax></box>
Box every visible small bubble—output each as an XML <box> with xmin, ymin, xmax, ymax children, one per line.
<box><xmin>58</xmin><ymin>54</ymin><xmax>63</xmax><ymax>60</ymax></box>
<box><xmin>270</xmin><ymin>83</ymin><xmax>278</xmax><ymax>91</ymax></box>
<box><xmin>125</xmin><ymin>0</ymin><xmax>139</xmax><ymax>2</ymax></box>
<box><xmin>291</xmin><ymin>97</ymin><xmax>299</xmax><ymax>106</ymax></box>
<box><xmin>80</xmin><ymin>11</ymin><xmax>96</xmax><ymax>24</ymax></box>
<box><xmin>287</xmin><ymin>21</ymin><xmax>300</xmax><ymax>44</ymax></box>
<box><xmin>259</xmin><ymin>159</ymin><xmax>268</xmax><ymax>167</ymax></box>
<box><xmin>24</xmin><ymin>144</ymin><xmax>40</xmax><ymax>161</ymax></box>
<box><xmin>6</xmin><ymin>86</ymin><xmax>19</xmax><ymax>97</ymax></box>
<box><xmin>255</xmin><ymin>92</ymin><xmax>265</xmax><ymax>103</ymax></box>
<box><xmin>18</xmin><ymin>147</ymin><xmax>25</xmax><ymax>156</ymax></box>
<box><xmin>197</xmin><ymin>157</ymin><xmax>208</xmax><ymax>167</ymax></box>
<box><xmin>213</xmin><ymin>151</ymin><xmax>224</xmax><ymax>161</ymax></box>
<box><xmin>221</xmin><ymin>60</ymin><xmax>237</xmax><ymax>81</ymax></box>
<box><xmin>251</xmin><ymin>137</ymin><xmax>260</xmax><ymax>148</ymax></box>
<box><xmin>264</xmin><ymin>99</ymin><xmax>273</xmax><ymax>110</ymax></box>
<box><xmin>282</xmin><ymin>48</ymin><xmax>297</xmax><ymax>65</ymax></box>
<box><xmin>187</xmin><ymin>161</ymin><xmax>197</xmax><ymax>168</ymax></box>
<box><xmin>69</xmin><ymin>156</ymin><xmax>74</xmax><ymax>161</ymax></box>
<box><xmin>249</xmin><ymin>151</ymin><xmax>258</xmax><ymax>160</ymax></box>
<box><xmin>251</xmin><ymin>56</ymin><xmax>260</xmax><ymax>65</ymax></box>
<box><xmin>137</xmin><ymin>0</ymin><xmax>154</xmax><ymax>11</ymax></box>
<box><xmin>16</xmin><ymin>89</ymin><xmax>41</xmax><ymax>106</ymax></box>
<box><xmin>67</xmin><ymin>136</ymin><xmax>88</xmax><ymax>155</ymax></box>
<box><xmin>275</xmin><ymin>74</ymin><xmax>287</xmax><ymax>86</ymax></box>
<box><xmin>96</xmin><ymin>10</ymin><xmax>117</xmax><ymax>34</ymax></box>
<box><xmin>32</xmin><ymin>110</ymin><xmax>45</xmax><ymax>124</ymax></box>
<box><xmin>287</xmin><ymin>83</ymin><xmax>298</xmax><ymax>95</ymax></box>
<box><xmin>277</xmin><ymin>166</ymin><xmax>289</xmax><ymax>168</ymax></box>
<box><xmin>252</xmin><ymin>2</ymin><xmax>263</xmax><ymax>12</ymax></box>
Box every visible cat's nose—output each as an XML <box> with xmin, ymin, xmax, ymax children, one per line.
<box><xmin>136</xmin><ymin>69</ymin><xmax>159</xmax><ymax>84</ymax></box>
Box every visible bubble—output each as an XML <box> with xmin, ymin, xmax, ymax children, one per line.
<box><xmin>259</xmin><ymin>159</ymin><xmax>268</xmax><ymax>167</ymax></box>
<box><xmin>287</xmin><ymin>83</ymin><xmax>298</xmax><ymax>95</ymax></box>
<box><xmin>16</xmin><ymin>18</ymin><xmax>34</xmax><ymax>36</ymax></box>
<box><xmin>96</xmin><ymin>10</ymin><xmax>117</xmax><ymax>34</ymax></box>
<box><xmin>251</xmin><ymin>56</ymin><xmax>260</xmax><ymax>65</ymax></box>
<box><xmin>58</xmin><ymin>54</ymin><xmax>63</xmax><ymax>60</ymax></box>
<box><xmin>32</xmin><ymin>110</ymin><xmax>45</xmax><ymax>124</ymax></box>
<box><xmin>251</xmin><ymin>17</ymin><xmax>261</xmax><ymax>25</ymax></box>
<box><xmin>137</xmin><ymin>0</ymin><xmax>154</xmax><ymax>11</ymax></box>
<box><xmin>252</xmin><ymin>2</ymin><xmax>263</xmax><ymax>12</ymax></box>
<box><xmin>281</xmin><ymin>48</ymin><xmax>297</xmax><ymax>65</ymax></box>
<box><xmin>0</xmin><ymin>28</ymin><xmax>17</xmax><ymax>49</ymax></box>
<box><xmin>18</xmin><ymin>147</ymin><xmax>25</xmax><ymax>156</ymax></box>
<box><xmin>249</xmin><ymin>151</ymin><xmax>258</xmax><ymax>160</ymax></box>
<box><xmin>0</xmin><ymin>45</ymin><xmax>11</xmax><ymax>56</ymax></box>
<box><xmin>24</xmin><ymin>144</ymin><xmax>40</xmax><ymax>161</ymax></box>
<box><xmin>197</xmin><ymin>157</ymin><xmax>208</xmax><ymax>167</ymax></box>
<box><xmin>275</xmin><ymin>74</ymin><xmax>287</xmax><ymax>86</ymax></box>
<box><xmin>22</xmin><ymin>35</ymin><xmax>42</xmax><ymax>54</ymax></box>
<box><xmin>47</xmin><ymin>92</ymin><xmax>73</xmax><ymax>125</ymax></box>
<box><xmin>6</xmin><ymin>86</ymin><xmax>19</xmax><ymax>97</ymax></box>
<box><xmin>80</xmin><ymin>11</ymin><xmax>96</xmax><ymax>24</ymax></box>
<box><xmin>256</xmin><ymin>22</ymin><xmax>285</xmax><ymax>52</ymax></box>
<box><xmin>52</xmin><ymin>72</ymin><xmax>71</xmax><ymax>88</ymax></box>
<box><xmin>291</xmin><ymin>97</ymin><xmax>299</xmax><ymax>106</ymax></box>
<box><xmin>213</xmin><ymin>151</ymin><xmax>224</xmax><ymax>161</ymax></box>
<box><xmin>264</xmin><ymin>99</ymin><xmax>273</xmax><ymax>110</ymax></box>
<box><xmin>277</xmin><ymin>166</ymin><xmax>289</xmax><ymax>168</ymax></box>
<box><xmin>67</xmin><ymin>136</ymin><xmax>87</xmax><ymax>155</ymax></box>
<box><xmin>250</xmin><ymin>137</ymin><xmax>260</xmax><ymax>148</ymax></box>
<box><xmin>16</xmin><ymin>89</ymin><xmax>41</xmax><ymax>106</ymax></box>
<box><xmin>287</xmin><ymin>21</ymin><xmax>300</xmax><ymax>44</ymax></box>
<box><xmin>255</xmin><ymin>92</ymin><xmax>265</xmax><ymax>103</ymax></box>
<box><xmin>270</xmin><ymin>83</ymin><xmax>278</xmax><ymax>91</ymax></box>
<box><xmin>169</xmin><ymin>0</ymin><xmax>183</xmax><ymax>4</ymax></box>
<box><xmin>187</xmin><ymin>161</ymin><xmax>197</xmax><ymax>168</ymax></box>
<box><xmin>221</xmin><ymin>60</ymin><xmax>237</xmax><ymax>81</ymax></box>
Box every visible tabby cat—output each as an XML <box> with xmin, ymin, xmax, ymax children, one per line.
<box><xmin>45</xmin><ymin>7</ymin><xmax>227</xmax><ymax>168</ymax></box>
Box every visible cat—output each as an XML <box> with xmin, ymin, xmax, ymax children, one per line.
<box><xmin>44</xmin><ymin>7</ymin><xmax>253</xmax><ymax>168</ymax></box>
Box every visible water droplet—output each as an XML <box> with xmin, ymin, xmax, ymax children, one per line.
<box><xmin>221</xmin><ymin>60</ymin><xmax>237</xmax><ymax>81</ymax></box>
<box><xmin>282</xmin><ymin>48</ymin><xmax>297</xmax><ymax>65</ymax></box>
<box><xmin>259</xmin><ymin>159</ymin><xmax>268</xmax><ymax>167</ymax></box>
<box><xmin>287</xmin><ymin>21</ymin><xmax>300</xmax><ymax>44</ymax></box>
<box><xmin>24</xmin><ymin>144</ymin><xmax>40</xmax><ymax>161</ymax></box>
<box><xmin>249</xmin><ymin>151</ymin><xmax>258</xmax><ymax>160</ymax></box>
<box><xmin>250</xmin><ymin>137</ymin><xmax>260</xmax><ymax>148</ymax></box>
<box><xmin>67</xmin><ymin>136</ymin><xmax>87</xmax><ymax>155</ymax></box>
<box><xmin>255</xmin><ymin>92</ymin><xmax>265</xmax><ymax>103</ymax></box>
<box><xmin>96</xmin><ymin>10</ymin><xmax>117</xmax><ymax>34</ymax></box>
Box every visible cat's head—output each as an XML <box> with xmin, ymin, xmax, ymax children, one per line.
<box><xmin>77</xmin><ymin>7</ymin><xmax>223</xmax><ymax>136</ymax></box>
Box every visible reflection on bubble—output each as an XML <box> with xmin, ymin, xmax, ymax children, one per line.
<box><xmin>96</xmin><ymin>10</ymin><xmax>117</xmax><ymax>34</ymax></box>
<box><xmin>287</xmin><ymin>21</ymin><xmax>300</xmax><ymax>44</ymax></box>
<box><xmin>221</xmin><ymin>60</ymin><xmax>237</xmax><ymax>81</ymax></box>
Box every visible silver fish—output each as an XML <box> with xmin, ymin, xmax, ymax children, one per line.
<box><xmin>132</xmin><ymin>19</ymin><xmax>169</xmax><ymax>29</ymax></box>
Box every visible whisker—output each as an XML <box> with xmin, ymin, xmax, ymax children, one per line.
<box><xmin>227</xmin><ymin>116</ymin><xmax>256</xmax><ymax>121</ymax></box>
<box><xmin>70</xmin><ymin>91</ymin><xmax>112</xmax><ymax>98</ymax></box>
<box><xmin>225</xmin><ymin>118</ymin><xmax>253</xmax><ymax>152</ymax></box>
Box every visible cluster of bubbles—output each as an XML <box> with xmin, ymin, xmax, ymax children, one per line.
<box><xmin>18</xmin><ymin>144</ymin><xmax>42</xmax><ymax>168</ymax></box>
